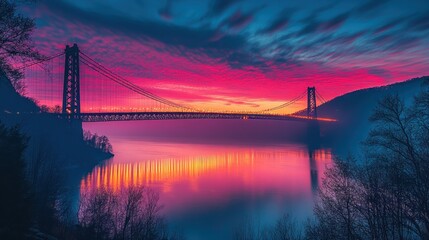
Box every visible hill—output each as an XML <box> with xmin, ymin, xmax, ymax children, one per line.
<box><xmin>317</xmin><ymin>76</ymin><xmax>428</xmax><ymax>156</ymax></box>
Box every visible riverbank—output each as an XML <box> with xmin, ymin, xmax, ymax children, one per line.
<box><xmin>0</xmin><ymin>72</ymin><xmax>113</xmax><ymax>172</ymax></box>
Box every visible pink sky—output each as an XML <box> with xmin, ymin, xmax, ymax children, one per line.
<box><xmin>22</xmin><ymin>1</ymin><xmax>429</xmax><ymax>113</ymax></box>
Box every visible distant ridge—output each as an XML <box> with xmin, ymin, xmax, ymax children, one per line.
<box><xmin>318</xmin><ymin>76</ymin><xmax>428</xmax><ymax>120</ymax></box>
<box><xmin>316</xmin><ymin>76</ymin><xmax>428</xmax><ymax>155</ymax></box>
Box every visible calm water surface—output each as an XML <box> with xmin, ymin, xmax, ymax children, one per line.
<box><xmin>82</xmin><ymin>121</ymin><xmax>332</xmax><ymax>240</ymax></box>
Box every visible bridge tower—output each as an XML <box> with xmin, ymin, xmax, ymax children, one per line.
<box><xmin>306</xmin><ymin>87</ymin><xmax>320</xmax><ymax>148</ymax></box>
<box><xmin>62</xmin><ymin>44</ymin><xmax>81</xmax><ymax>118</ymax></box>
<box><xmin>62</xmin><ymin>44</ymin><xmax>83</xmax><ymax>139</ymax></box>
<box><xmin>307</xmin><ymin>87</ymin><xmax>317</xmax><ymax>119</ymax></box>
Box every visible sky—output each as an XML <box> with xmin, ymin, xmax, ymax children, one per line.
<box><xmin>22</xmin><ymin>0</ymin><xmax>429</xmax><ymax>113</ymax></box>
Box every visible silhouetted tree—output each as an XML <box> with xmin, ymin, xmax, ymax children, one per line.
<box><xmin>84</xmin><ymin>130</ymin><xmax>113</xmax><ymax>154</ymax></box>
<box><xmin>365</xmin><ymin>92</ymin><xmax>429</xmax><ymax>239</ymax></box>
<box><xmin>233</xmin><ymin>214</ymin><xmax>303</xmax><ymax>240</ymax></box>
<box><xmin>40</xmin><ymin>104</ymin><xmax>62</xmax><ymax>113</ymax></box>
<box><xmin>307</xmin><ymin>82</ymin><xmax>429</xmax><ymax>240</ymax></box>
<box><xmin>0</xmin><ymin>123</ymin><xmax>33</xmax><ymax>239</ymax></box>
<box><xmin>306</xmin><ymin>158</ymin><xmax>363</xmax><ymax>240</ymax></box>
<box><xmin>0</xmin><ymin>0</ymin><xmax>43</xmax><ymax>93</ymax></box>
<box><xmin>78</xmin><ymin>186</ymin><xmax>178</xmax><ymax>240</ymax></box>
<box><xmin>26</xmin><ymin>139</ymin><xmax>64</xmax><ymax>234</ymax></box>
<box><xmin>78</xmin><ymin>188</ymin><xmax>117</xmax><ymax>239</ymax></box>
<box><xmin>52</xmin><ymin>104</ymin><xmax>61</xmax><ymax>113</ymax></box>
<box><xmin>232</xmin><ymin>217</ymin><xmax>264</xmax><ymax>240</ymax></box>
<box><xmin>40</xmin><ymin>104</ymin><xmax>49</xmax><ymax>112</ymax></box>
<box><xmin>268</xmin><ymin>214</ymin><xmax>303</xmax><ymax>240</ymax></box>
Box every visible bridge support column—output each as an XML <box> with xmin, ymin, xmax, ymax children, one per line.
<box><xmin>62</xmin><ymin>44</ymin><xmax>83</xmax><ymax>139</ymax></box>
<box><xmin>307</xmin><ymin>121</ymin><xmax>320</xmax><ymax>146</ymax></box>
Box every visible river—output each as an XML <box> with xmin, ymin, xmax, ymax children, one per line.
<box><xmin>82</xmin><ymin>120</ymin><xmax>332</xmax><ymax>240</ymax></box>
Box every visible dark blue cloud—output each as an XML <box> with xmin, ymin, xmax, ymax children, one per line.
<box><xmin>218</xmin><ymin>5</ymin><xmax>265</xmax><ymax>32</ymax></box>
<box><xmin>259</xmin><ymin>9</ymin><xmax>292</xmax><ymax>35</ymax></box>
<box><xmin>209</xmin><ymin>0</ymin><xmax>241</xmax><ymax>16</ymax></box>
<box><xmin>158</xmin><ymin>0</ymin><xmax>173</xmax><ymax>20</ymax></box>
<box><xmin>32</xmin><ymin>0</ymin><xmax>429</xmax><ymax>74</ymax></box>
<box><xmin>407</xmin><ymin>13</ymin><xmax>429</xmax><ymax>32</ymax></box>
<box><xmin>220</xmin><ymin>10</ymin><xmax>254</xmax><ymax>31</ymax></box>
<box><xmin>40</xmin><ymin>0</ymin><xmax>246</xmax><ymax>52</ymax></box>
<box><xmin>318</xmin><ymin>13</ymin><xmax>349</xmax><ymax>32</ymax></box>
<box><xmin>355</xmin><ymin>0</ymin><xmax>390</xmax><ymax>15</ymax></box>
<box><xmin>297</xmin><ymin>12</ymin><xmax>350</xmax><ymax>35</ymax></box>
<box><xmin>374</xmin><ymin>16</ymin><xmax>406</xmax><ymax>34</ymax></box>
<box><xmin>368</xmin><ymin>67</ymin><xmax>392</xmax><ymax>79</ymax></box>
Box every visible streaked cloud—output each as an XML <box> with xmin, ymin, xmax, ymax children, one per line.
<box><xmin>23</xmin><ymin>0</ymin><xmax>429</xmax><ymax>111</ymax></box>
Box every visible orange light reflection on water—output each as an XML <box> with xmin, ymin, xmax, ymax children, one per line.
<box><xmin>81</xmin><ymin>153</ymin><xmax>255</xmax><ymax>192</ymax></box>
<box><xmin>80</xmin><ymin>144</ymin><xmax>332</xmax><ymax>214</ymax></box>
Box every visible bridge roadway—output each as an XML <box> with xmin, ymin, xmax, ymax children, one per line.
<box><xmin>75</xmin><ymin>111</ymin><xmax>335</xmax><ymax>122</ymax></box>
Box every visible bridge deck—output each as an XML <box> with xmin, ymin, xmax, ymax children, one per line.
<box><xmin>75</xmin><ymin>112</ymin><xmax>336</xmax><ymax>122</ymax></box>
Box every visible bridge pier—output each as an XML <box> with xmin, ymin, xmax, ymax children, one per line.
<box><xmin>71</xmin><ymin>119</ymin><xmax>83</xmax><ymax>138</ymax></box>
<box><xmin>306</xmin><ymin>121</ymin><xmax>320</xmax><ymax>148</ymax></box>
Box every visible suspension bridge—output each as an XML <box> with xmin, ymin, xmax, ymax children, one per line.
<box><xmin>19</xmin><ymin>44</ymin><xmax>334</xmax><ymax>123</ymax></box>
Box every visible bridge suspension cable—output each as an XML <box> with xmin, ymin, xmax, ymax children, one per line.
<box><xmin>16</xmin><ymin>52</ymin><xmax>65</xmax><ymax>71</ymax></box>
<box><xmin>18</xmin><ymin>45</ymin><xmax>326</xmax><ymax>117</ymax></box>
<box><xmin>315</xmin><ymin>91</ymin><xmax>327</xmax><ymax>104</ymax></box>
<box><xmin>79</xmin><ymin>52</ymin><xmax>194</xmax><ymax>111</ymax></box>
<box><xmin>255</xmin><ymin>90</ymin><xmax>307</xmax><ymax>113</ymax></box>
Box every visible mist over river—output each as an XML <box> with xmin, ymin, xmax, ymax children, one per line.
<box><xmin>81</xmin><ymin>120</ymin><xmax>332</xmax><ymax>240</ymax></box>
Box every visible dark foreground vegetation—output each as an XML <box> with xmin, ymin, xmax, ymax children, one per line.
<box><xmin>83</xmin><ymin>130</ymin><xmax>114</xmax><ymax>155</ymax></box>
<box><xmin>77</xmin><ymin>187</ymin><xmax>183</xmax><ymax>240</ymax></box>
<box><xmin>0</xmin><ymin>124</ymin><xmax>182</xmax><ymax>239</ymax></box>
<box><xmin>233</xmin><ymin>81</ymin><xmax>429</xmax><ymax>240</ymax></box>
<box><xmin>308</xmin><ymin>81</ymin><xmax>429</xmax><ymax>240</ymax></box>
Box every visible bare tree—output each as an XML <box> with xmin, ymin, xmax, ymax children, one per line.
<box><xmin>233</xmin><ymin>214</ymin><xmax>303</xmax><ymax>240</ymax></box>
<box><xmin>0</xmin><ymin>123</ymin><xmax>33</xmax><ymax>239</ymax></box>
<box><xmin>84</xmin><ymin>130</ymin><xmax>113</xmax><ymax>154</ymax></box>
<box><xmin>78</xmin><ymin>186</ymin><xmax>177</xmax><ymax>240</ymax></box>
<box><xmin>268</xmin><ymin>214</ymin><xmax>303</xmax><ymax>240</ymax></box>
<box><xmin>26</xmin><ymin>138</ymin><xmax>64</xmax><ymax>233</ymax></box>
<box><xmin>0</xmin><ymin>0</ymin><xmax>43</xmax><ymax>93</ymax></box>
<box><xmin>307</xmin><ymin>85</ymin><xmax>429</xmax><ymax>240</ymax></box>
<box><xmin>232</xmin><ymin>217</ymin><xmax>265</xmax><ymax>240</ymax></box>
<box><xmin>307</xmin><ymin>158</ymin><xmax>363</xmax><ymax>240</ymax></box>
<box><xmin>78</xmin><ymin>188</ymin><xmax>117</xmax><ymax>240</ymax></box>
<box><xmin>365</xmin><ymin>93</ymin><xmax>429</xmax><ymax>238</ymax></box>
